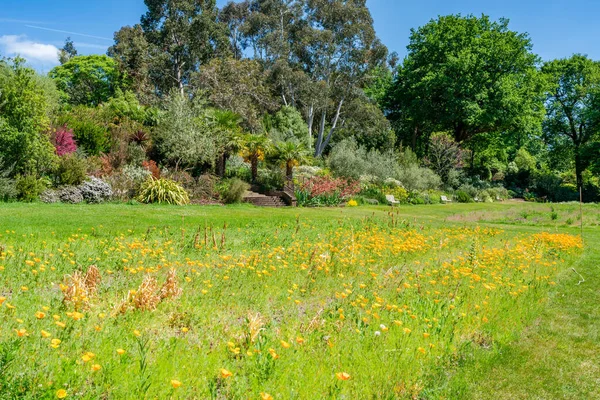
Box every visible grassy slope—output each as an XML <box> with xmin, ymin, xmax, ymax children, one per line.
<box><xmin>0</xmin><ymin>201</ymin><xmax>598</xmax><ymax>399</ymax></box>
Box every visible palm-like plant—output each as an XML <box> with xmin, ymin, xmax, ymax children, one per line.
<box><xmin>211</xmin><ymin>110</ymin><xmax>243</xmax><ymax>177</ymax></box>
<box><xmin>239</xmin><ymin>134</ymin><xmax>272</xmax><ymax>182</ymax></box>
<box><xmin>276</xmin><ymin>140</ymin><xmax>309</xmax><ymax>179</ymax></box>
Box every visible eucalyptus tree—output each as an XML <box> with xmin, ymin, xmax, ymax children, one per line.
<box><xmin>141</xmin><ymin>0</ymin><xmax>229</xmax><ymax>96</ymax></box>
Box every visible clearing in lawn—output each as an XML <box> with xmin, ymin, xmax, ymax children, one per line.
<box><xmin>0</xmin><ymin>202</ymin><xmax>598</xmax><ymax>399</ymax></box>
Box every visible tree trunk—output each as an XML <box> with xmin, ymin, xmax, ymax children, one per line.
<box><xmin>316</xmin><ymin>98</ymin><xmax>344</xmax><ymax>157</ymax></box>
<box><xmin>314</xmin><ymin>111</ymin><xmax>327</xmax><ymax>157</ymax></box>
<box><xmin>575</xmin><ymin>144</ymin><xmax>583</xmax><ymax>190</ymax></box>
<box><xmin>251</xmin><ymin>156</ymin><xmax>258</xmax><ymax>183</ymax></box>
<box><xmin>412</xmin><ymin>126</ymin><xmax>418</xmax><ymax>151</ymax></box>
<box><xmin>307</xmin><ymin>104</ymin><xmax>314</xmax><ymax>150</ymax></box>
<box><xmin>286</xmin><ymin>161</ymin><xmax>293</xmax><ymax>179</ymax></box>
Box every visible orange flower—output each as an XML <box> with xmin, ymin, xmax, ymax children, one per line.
<box><xmin>116</xmin><ymin>348</ymin><xmax>126</xmax><ymax>356</ymax></box>
<box><xmin>56</xmin><ymin>389</ymin><xmax>67</xmax><ymax>398</ymax></box>
<box><xmin>260</xmin><ymin>393</ymin><xmax>274</xmax><ymax>400</ymax></box>
<box><xmin>280</xmin><ymin>340</ymin><xmax>291</xmax><ymax>349</ymax></box>
<box><xmin>91</xmin><ymin>364</ymin><xmax>101</xmax><ymax>372</ymax></box>
<box><xmin>14</xmin><ymin>328</ymin><xmax>28</xmax><ymax>337</ymax></box>
<box><xmin>35</xmin><ymin>311</ymin><xmax>46</xmax><ymax>319</ymax></box>
<box><xmin>220</xmin><ymin>368</ymin><xmax>233</xmax><ymax>379</ymax></box>
<box><xmin>335</xmin><ymin>372</ymin><xmax>351</xmax><ymax>381</ymax></box>
<box><xmin>0</xmin><ymin>296</ymin><xmax>6</xmax><ymax>306</ymax></box>
<box><xmin>171</xmin><ymin>379</ymin><xmax>182</xmax><ymax>388</ymax></box>
<box><xmin>295</xmin><ymin>337</ymin><xmax>305</xmax><ymax>344</ymax></box>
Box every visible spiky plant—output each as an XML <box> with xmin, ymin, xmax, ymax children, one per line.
<box><xmin>137</xmin><ymin>178</ymin><xmax>190</xmax><ymax>205</ymax></box>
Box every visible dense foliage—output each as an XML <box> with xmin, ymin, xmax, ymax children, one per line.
<box><xmin>0</xmin><ymin>6</ymin><xmax>598</xmax><ymax>204</ymax></box>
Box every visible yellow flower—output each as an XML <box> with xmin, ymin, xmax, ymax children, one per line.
<box><xmin>220</xmin><ymin>368</ymin><xmax>233</xmax><ymax>379</ymax></box>
<box><xmin>55</xmin><ymin>321</ymin><xmax>66</xmax><ymax>328</ymax></box>
<box><xmin>171</xmin><ymin>379</ymin><xmax>182</xmax><ymax>388</ymax></box>
<box><xmin>41</xmin><ymin>330</ymin><xmax>52</xmax><ymax>338</ymax></box>
<box><xmin>133</xmin><ymin>330</ymin><xmax>141</xmax><ymax>337</ymax></box>
<box><xmin>91</xmin><ymin>364</ymin><xmax>101</xmax><ymax>372</ymax></box>
<box><xmin>35</xmin><ymin>311</ymin><xmax>46</xmax><ymax>319</ymax></box>
<box><xmin>280</xmin><ymin>340</ymin><xmax>291</xmax><ymax>349</ymax></box>
<box><xmin>116</xmin><ymin>348</ymin><xmax>126</xmax><ymax>356</ymax></box>
<box><xmin>295</xmin><ymin>337</ymin><xmax>305</xmax><ymax>344</ymax></box>
<box><xmin>56</xmin><ymin>389</ymin><xmax>68</xmax><ymax>398</ymax></box>
<box><xmin>417</xmin><ymin>347</ymin><xmax>426</xmax><ymax>354</ymax></box>
<box><xmin>51</xmin><ymin>339</ymin><xmax>61</xmax><ymax>348</ymax></box>
<box><xmin>260</xmin><ymin>393</ymin><xmax>274</xmax><ymax>400</ymax></box>
<box><xmin>268</xmin><ymin>348</ymin><xmax>279</xmax><ymax>359</ymax></box>
<box><xmin>423</xmin><ymin>333</ymin><xmax>430</xmax><ymax>338</ymax></box>
<box><xmin>335</xmin><ymin>372</ymin><xmax>351</xmax><ymax>381</ymax></box>
<box><xmin>347</xmin><ymin>199</ymin><xmax>358</xmax><ymax>207</ymax></box>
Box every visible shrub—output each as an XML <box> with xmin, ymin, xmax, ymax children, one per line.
<box><xmin>385</xmin><ymin>186</ymin><xmax>409</xmax><ymax>203</ymax></box>
<box><xmin>58</xmin><ymin>186</ymin><xmax>83</xmax><ymax>204</ymax></box>
<box><xmin>295</xmin><ymin>176</ymin><xmax>361</xmax><ymax>207</ymax></box>
<box><xmin>142</xmin><ymin>160</ymin><xmax>160</xmax><ymax>179</ymax></box>
<box><xmin>55</xmin><ymin>154</ymin><xmax>88</xmax><ymax>186</ymax></box>
<box><xmin>258</xmin><ymin>167</ymin><xmax>285</xmax><ymax>192</ymax></box>
<box><xmin>455</xmin><ymin>190</ymin><xmax>473</xmax><ymax>203</ymax></box>
<box><xmin>189</xmin><ymin>174</ymin><xmax>218</xmax><ymax>201</ymax></box>
<box><xmin>328</xmin><ymin>138</ymin><xmax>399</xmax><ymax>182</ymax></box>
<box><xmin>51</xmin><ymin>125</ymin><xmax>77</xmax><ymax>156</ymax></box>
<box><xmin>16</xmin><ymin>175</ymin><xmax>48</xmax><ymax>202</ymax></box>
<box><xmin>126</xmin><ymin>143</ymin><xmax>147</xmax><ymax>166</ymax></box>
<box><xmin>359</xmin><ymin>185</ymin><xmax>388</xmax><ymax>205</ymax></box>
<box><xmin>78</xmin><ymin>177</ymin><xmax>113</xmax><ymax>203</ymax></box>
<box><xmin>58</xmin><ymin>106</ymin><xmax>109</xmax><ymax>155</ymax></box>
<box><xmin>137</xmin><ymin>178</ymin><xmax>190</xmax><ymax>205</ymax></box>
<box><xmin>397</xmin><ymin>165</ymin><xmax>442</xmax><ymax>191</ymax></box>
<box><xmin>217</xmin><ymin>178</ymin><xmax>249</xmax><ymax>204</ymax></box>
<box><xmin>40</xmin><ymin>189</ymin><xmax>59</xmax><ymax>203</ymax></box>
<box><xmin>0</xmin><ymin>178</ymin><xmax>17</xmax><ymax>202</ymax></box>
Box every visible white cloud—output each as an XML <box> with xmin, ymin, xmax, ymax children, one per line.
<box><xmin>0</xmin><ymin>35</ymin><xmax>59</xmax><ymax>64</ymax></box>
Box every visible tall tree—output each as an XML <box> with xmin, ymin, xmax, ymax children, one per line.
<box><xmin>388</xmin><ymin>15</ymin><xmax>545</xmax><ymax>147</ymax></box>
<box><xmin>58</xmin><ymin>37</ymin><xmax>78</xmax><ymax>65</ymax></box>
<box><xmin>220</xmin><ymin>1</ymin><xmax>250</xmax><ymax>60</ymax></box>
<box><xmin>0</xmin><ymin>58</ymin><xmax>57</xmax><ymax>175</ymax></box>
<box><xmin>542</xmin><ymin>54</ymin><xmax>600</xmax><ymax>189</ymax></box>
<box><xmin>194</xmin><ymin>57</ymin><xmax>277</xmax><ymax>131</ymax></box>
<box><xmin>141</xmin><ymin>0</ymin><xmax>229</xmax><ymax>96</ymax></box>
<box><xmin>296</xmin><ymin>0</ymin><xmax>387</xmax><ymax>156</ymax></box>
<box><xmin>108</xmin><ymin>25</ymin><xmax>153</xmax><ymax>102</ymax></box>
<box><xmin>49</xmin><ymin>55</ymin><xmax>123</xmax><ymax>106</ymax></box>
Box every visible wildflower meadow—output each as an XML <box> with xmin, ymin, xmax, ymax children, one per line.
<box><xmin>0</xmin><ymin>202</ymin><xmax>597</xmax><ymax>399</ymax></box>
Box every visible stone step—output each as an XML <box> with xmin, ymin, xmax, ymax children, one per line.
<box><xmin>243</xmin><ymin>194</ymin><xmax>287</xmax><ymax>207</ymax></box>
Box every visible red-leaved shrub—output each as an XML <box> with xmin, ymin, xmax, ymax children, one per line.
<box><xmin>52</xmin><ymin>125</ymin><xmax>77</xmax><ymax>156</ymax></box>
<box><xmin>142</xmin><ymin>160</ymin><xmax>160</xmax><ymax>179</ymax></box>
<box><xmin>299</xmin><ymin>176</ymin><xmax>360</xmax><ymax>198</ymax></box>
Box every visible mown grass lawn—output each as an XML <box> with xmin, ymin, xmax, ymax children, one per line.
<box><xmin>0</xmin><ymin>202</ymin><xmax>598</xmax><ymax>399</ymax></box>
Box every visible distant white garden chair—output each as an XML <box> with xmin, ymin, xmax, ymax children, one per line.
<box><xmin>441</xmin><ymin>195</ymin><xmax>452</xmax><ymax>203</ymax></box>
<box><xmin>385</xmin><ymin>195</ymin><xmax>400</xmax><ymax>206</ymax></box>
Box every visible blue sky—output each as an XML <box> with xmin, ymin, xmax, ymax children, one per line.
<box><xmin>1</xmin><ymin>0</ymin><xmax>599</xmax><ymax>71</ymax></box>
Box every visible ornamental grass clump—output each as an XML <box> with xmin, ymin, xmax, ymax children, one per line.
<box><xmin>137</xmin><ymin>178</ymin><xmax>189</xmax><ymax>205</ymax></box>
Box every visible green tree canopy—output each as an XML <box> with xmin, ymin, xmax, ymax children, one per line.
<box><xmin>542</xmin><ymin>54</ymin><xmax>600</xmax><ymax>188</ymax></box>
<box><xmin>49</xmin><ymin>54</ymin><xmax>123</xmax><ymax>106</ymax></box>
<box><xmin>388</xmin><ymin>14</ymin><xmax>545</xmax><ymax>147</ymax></box>
<box><xmin>0</xmin><ymin>58</ymin><xmax>57</xmax><ymax>175</ymax></box>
